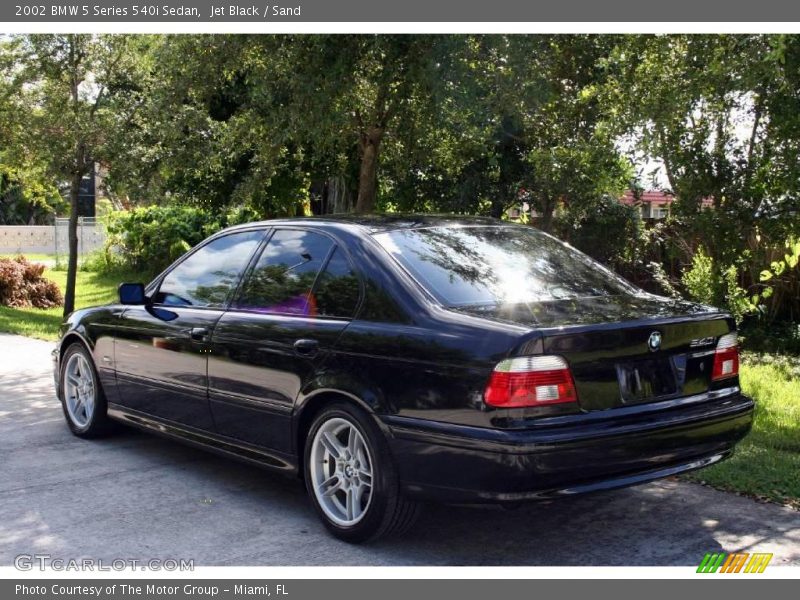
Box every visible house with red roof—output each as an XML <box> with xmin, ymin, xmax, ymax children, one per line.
<box><xmin>620</xmin><ymin>190</ymin><xmax>714</xmax><ymax>219</ymax></box>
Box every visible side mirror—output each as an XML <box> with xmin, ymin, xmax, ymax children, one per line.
<box><xmin>119</xmin><ymin>282</ymin><xmax>147</xmax><ymax>305</ymax></box>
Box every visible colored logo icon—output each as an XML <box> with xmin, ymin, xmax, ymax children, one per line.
<box><xmin>697</xmin><ymin>552</ymin><xmax>773</xmax><ymax>573</ymax></box>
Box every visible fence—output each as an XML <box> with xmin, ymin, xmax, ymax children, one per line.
<box><xmin>54</xmin><ymin>217</ymin><xmax>106</xmax><ymax>261</ymax></box>
<box><xmin>0</xmin><ymin>226</ymin><xmax>55</xmax><ymax>255</ymax></box>
<box><xmin>0</xmin><ymin>218</ymin><xmax>106</xmax><ymax>258</ymax></box>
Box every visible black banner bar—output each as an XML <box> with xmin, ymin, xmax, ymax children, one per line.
<box><xmin>3</xmin><ymin>0</ymin><xmax>800</xmax><ymax>23</ymax></box>
<box><xmin>3</xmin><ymin>579</ymin><xmax>795</xmax><ymax>600</ymax></box>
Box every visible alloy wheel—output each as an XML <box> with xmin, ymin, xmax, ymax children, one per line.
<box><xmin>63</xmin><ymin>352</ymin><xmax>96</xmax><ymax>428</ymax></box>
<box><xmin>309</xmin><ymin>417</ymin><xmax>374</xmax><ymax>526</ymax></box>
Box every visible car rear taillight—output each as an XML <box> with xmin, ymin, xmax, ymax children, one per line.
<box><xmin>712</xmin><ymin>332</ymin><xmax>739</xmax><ymax>381</ymax></box>
<box><xmin>484</xmin><ymin>356</ymin><xmax>578</xmax><ymax>408</ymax></box>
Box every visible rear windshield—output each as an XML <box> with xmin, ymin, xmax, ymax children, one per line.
<box><xmin>373</xmin><ymin>226</ymin><xmax>638</xmax><ymax>306</ymax></box>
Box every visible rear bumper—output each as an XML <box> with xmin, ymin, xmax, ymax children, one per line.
<box><xmin>382</xmin><ymin>389</ymin><xmax>754</xmax><ymax>504</ymax></box>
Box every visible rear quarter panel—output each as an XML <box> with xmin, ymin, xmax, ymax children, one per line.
<box><xmin>304</xmin><ymin>304</ymin><xmax>547</xmax><ymax>428</ymax></box>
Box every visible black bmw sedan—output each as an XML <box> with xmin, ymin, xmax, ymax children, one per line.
<box><xmin>53</xmin><ymin>215</ymin><xmax>754</xmax><ymax>542</ymax></box>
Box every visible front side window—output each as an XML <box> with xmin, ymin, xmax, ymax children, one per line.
<box><xmin>235</xmin><ymin>229</ymin><xmax>334</xmax><ymax>315</ymax></box>
<box><xmin>154</xmin><ymin>230</ymin><xmax>264</xmax><ymax>308</ymax></box>
<box><xmin>374</xmin><ymin>226</ymin><xmax>638</xmax><ymax>307</ymax></box>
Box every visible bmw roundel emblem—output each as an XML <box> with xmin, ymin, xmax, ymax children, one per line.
<box><xmin>648</xmin><ymin>331</ymin><xmax>662</xmax><ymax>352</ymax></box>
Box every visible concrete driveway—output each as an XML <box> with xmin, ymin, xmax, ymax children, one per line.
<box><xmin>1</xmin><ymin>332</ymin><xmax>798</xmax><ymax>566</ymax></box>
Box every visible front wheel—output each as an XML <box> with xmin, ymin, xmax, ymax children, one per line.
<box><xmin>59</xmin><ymin>343</ymin><xmax>113</xmax><ymax>438</ymax></box>
<box><xmin>304</xmin><ymin>402</ymin><xmax>419</xmax><ymax>543</ymax></box>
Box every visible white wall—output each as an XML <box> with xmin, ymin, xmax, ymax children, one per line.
<box><xmin>0</xmin><ymin>223</ymin><xmax>106</xmax><ymax>255</ymax></box>
<box><xmin>0</xmin><ymin>226</ymin><xmax>55</xmax><ymax>254</ymax></box>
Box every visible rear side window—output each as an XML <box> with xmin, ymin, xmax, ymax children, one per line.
<box><xmin>373</xmin><ymin>226</ymin><xmax>637</xmax><ymax>307</ymax></box>
<box><xmin>312</xmin><ymin>247</ymin><xmax>360</xmax><ymax>318</ymax></box>
<box><xmin>235</xmin><ymin>229</ymin><xmax>334</xmax><ymax>315</ymax></box>
<box><xmin>155</xmin><ymin>230</ymin><xmax>264</xmax><ymax>308</ymax></box>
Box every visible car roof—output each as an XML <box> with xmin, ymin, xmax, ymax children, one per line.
<box><xmin>226</xmin><ymin>213</ymin><xmax>509</xmax><ymax>235</ymax></box>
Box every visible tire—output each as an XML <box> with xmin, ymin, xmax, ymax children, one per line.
<box><xmin>59</xmin><ymin>342</ymin><xmax>113</xmax><ymax>438</ymax></box>
<box><xmin>304</xmin><ymin>402</ymin><xmax>419</xmax><ymax>543</ymax></box>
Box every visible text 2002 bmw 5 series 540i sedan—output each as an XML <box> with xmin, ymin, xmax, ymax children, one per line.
<box><xmin>53</xmin><ymin>215</ymin><xmax>754</xmax><ymax>542</ymax></box>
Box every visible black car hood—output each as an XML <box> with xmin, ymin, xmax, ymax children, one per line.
<box><xmin>452</xmin><ymin>294</ymin><xmax>721</xmax><ymax>329</ymax></box>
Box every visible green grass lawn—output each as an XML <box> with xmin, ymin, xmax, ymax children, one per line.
<box><xmin>0</xmin><ymin>268</ymin><xmax>149</xmax><ymax>341</ymax></box>
<box><xmin>684</xmin><ymin>354</ymin><xmax>800</xmax><ymax>509</ymax></box>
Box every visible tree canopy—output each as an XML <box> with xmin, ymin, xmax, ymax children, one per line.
<box><xmin>0</xmin><ymin>34</ymin><xmax>149</xmax><ymax>314</ymax></box>
<box><xmin>99</xmin><ymin>34</ymin><xmax>632</xmax><ymax>224</ymax></box>
<box><xmin>2</xmin><ymin>34</ymin><xmax>799</xmax><ymax>324</ymax></box>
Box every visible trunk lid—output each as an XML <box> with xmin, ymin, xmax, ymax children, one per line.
<box><xmin>457</xmin><ymin>294</ymin><xmax>734</xmax><ymax>411</ymax></box>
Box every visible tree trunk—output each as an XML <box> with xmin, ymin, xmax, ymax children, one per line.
<box><xmin>354</xmin><ymin>128</ymin><xmax>383</xmax><ymax>214</ymax></box>
<box><xmin>63</xmin><ymin>36</ymin><xmax>82</xmax><ymax>318</ymax></box>
<box><xmin>329</xmin><ymin>176</ymin><xmax>353</xmax><ymax>214</ymax></box>
<box><xmin>62</xmin><ymin>170</ymin><xmax>82</xmax><ymax>318</ymax></box>
<box><xmin>657</xmin><ymin>126</ymin><xmax>681</xmax><ymax>203</ymax></box>
<box><xmin>539</xmin><ymin>194</ymin><xmax>555</xmax><ymax>232</ymax></box>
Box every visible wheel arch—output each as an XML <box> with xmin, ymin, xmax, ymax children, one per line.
<box><xmin>293</xmin><ymin>389</ymin><xmax>389</xmax><ymax>481</ymax></box>
<box><xmin>58</xmin><ymin>330</ymin><xmax>95</xmax><ymax>362</ymax></box>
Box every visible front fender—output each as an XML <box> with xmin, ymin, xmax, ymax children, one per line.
<box><xmin>54</xmin><ymin>309</ymin><xmax>95</xmax><ymax>380</ymax></box>
<box><xmin>55</xmin><ymin>305</ymin><xmax>126</xmax><ymax>403</ymax></box>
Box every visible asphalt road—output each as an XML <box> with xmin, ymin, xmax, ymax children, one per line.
<box><xmin>1</xmin><ymin>333</ymin><xmax>798</xmax><ymax>566</ymax></box>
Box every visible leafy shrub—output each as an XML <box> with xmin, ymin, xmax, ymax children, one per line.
<box><xmin>722</xmin><ymin>264</ymin><xmax>757</xmax><ymax>325</ymax></box>
<box><xmin>103</xmin><ymin>204</ymin><xmax>268</xmax><ymax>275</ymax></box>
<box><xmin>105</xmin><ymin>205</ymin><xmax>220</xmax><ymax>273</ymax></box>
<box><xmin>0</xmin><ymin>256</ymin><xmax>63</xmax><ymax>308</ymax></box>
<box><xmin>553</xmin><ymin>195</ymin><xmax>640</xmax><ymax>267</ymax></box>
<box><xmin>78</xmin><ymin>247</ymin><xmax>128</xmax><ymax>275</ymax></box>
<box><xmin>739</xmin><ymin>324</ymin><xmax>800</xmax><ymax>356</ymax></box>
<box><xmin>550</xmin><ymin>195</ymin><xmax>686</xmax><ymax>297</ymax></box>
<box><xmin>681</xmin><ymin>247</ymin><xmax>716</xmax><ymax>306</ymax></box>
<box><xmin>681</xmin><ymin>246</ymin><xmax>761</xmax><ymax>324</ymax></box>
<box><xmin>752</xmin><ymin>236</ymin><xmax>800</xmax><ymax>324</ymax></box>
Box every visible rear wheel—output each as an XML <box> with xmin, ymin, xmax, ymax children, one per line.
<box><xmin>59</xmin><ymin>343</ymin><xmax>113</xmax><ymax>438</ymax></box>
<box><xmin>304</xmin><ymin>402</ymin><xmax>419</xmax><ymax>543</ymax></box>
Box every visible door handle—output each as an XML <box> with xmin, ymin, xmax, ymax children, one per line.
<box><xmin>190</xmin><ymin>327</ymin><xmax>210</xmax><ymax>341</ymax></box>
<box><xmin>293</xmin><ymin>338</ymin><xmax>319</xmax><ymax>356</ymax></box>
